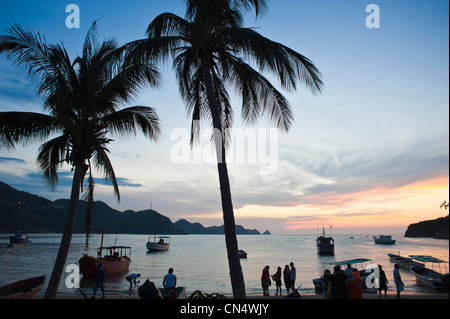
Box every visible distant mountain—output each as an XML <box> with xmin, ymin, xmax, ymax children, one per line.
<box><xmin>174</xmin><ymin>219</ymin><xmax>261</xmax><ymax>235</ymax></box>
<box><xmin>0</xmin><ymin>181</ymin><xmax>261</xmax><ymax>235</ymax></box>
<box><xmin>262</xmin><ymin>230</ymin><xmax>271</xmax><ymax>235</ymax></box>
<box><xmin>404</xmin><ymin>215</ymin><xmax>449</xmax><ymax>239</ymax></box>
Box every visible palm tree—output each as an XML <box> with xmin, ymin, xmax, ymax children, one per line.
<box><xmin>0</xmin><ymin>22</ymin><xmax>161</xmax><ymax>298</ymax></box>
<box><xmin>133</xmin><ymin>0</ymin><xmax>323</xmax><ymax>298</ymax></box>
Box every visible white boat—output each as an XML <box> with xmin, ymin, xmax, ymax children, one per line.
<box><xmin>373</xmin><ymin>235</ymin><xmax>396</xmax><ymax>245</ymax></box>
<box><xmin>146</xmin><ymin>235</ymin><xmax>170</xmax><ymax>252</ymax></box>
<box><xmin>409</xmin><ymin>255</ymin><xmax>449</xmax><ymax>292</ymax></box>
<box><xmin>316</xmin><ymin>227</ymin><xmax>334</xmax><ymax>255</ymax></box>
<box><xmin>387</xmin><ymin>253</ymin><xmax>424</xmax><ymax>270</ymax></box>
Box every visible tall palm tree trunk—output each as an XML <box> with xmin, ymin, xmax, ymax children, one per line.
<box><xmin>202</xmin><ymin>64</ymin><xmax>247</xmax><ymax>299</ymax></box>
<box><xmin>44</xmin><ymin>163</ymin><xmax>88</xmax><ymax>299</ymax></box>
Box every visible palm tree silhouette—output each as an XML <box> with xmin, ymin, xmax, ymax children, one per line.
<box><xmin>132</xmin><ymin>0</ymin><xmax>323</xmax><ymax>298</ymax></box>
<box><xmin>0</xmin><ymin>22</ymin><xmax>161</xmax><ymax>298</ymax></box>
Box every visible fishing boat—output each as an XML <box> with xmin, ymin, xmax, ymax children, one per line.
<box><xmin>8</xmin><ymin>232</ymin><xmax>31</xmax><ymax>247</ymax></box>
<box><xmin>316</xmin><ymin>227</ymin><xmax>334</xmax><ymax>255</ymax></box>
<box><xmin>79</xmin><ymin>224</ymin><xmax>131</xmax><ymax>279</ymax></box>
<box><xmin>409</xmin><ymin>255</ymin><xmax>449</xmax><ymax>292</ymax></box>
<box><xmin>387</xmin><ymin>253</ymin><xmax>424</xmax><ymax>270</ymax></box>
<box><xmin>373</xmin><ymin>235</ymin><xmax>396</xmax><ymax>245</ymax></box>
<box><xmin>146</xmin><ymin>235</ymin><xmax>170</xmax><ymax>252</ymax></box>
<box><xmin>238</xmin><ymin>250</ymin><xmax>247</xmax><ymax>258</ymax></box>
<box><xmin>312</xmin><ymin>258</ymin><xmax>378</xmax><ymax>294</ymax></box>
<box><xmin>0</xmin><ymin>275</ymin><xmax>45</xmax><ymax>299</ymax></box>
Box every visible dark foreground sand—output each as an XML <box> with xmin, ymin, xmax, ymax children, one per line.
<box><xmin>48</xmin><ymin>290</ymin><xmax>448</xmax><ymax>299</ymax></box>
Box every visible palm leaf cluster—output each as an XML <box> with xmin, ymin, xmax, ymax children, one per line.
<box><xmin>0</xmin><ymin>21</ymin><xmax>160</xmax><ymax>205</ymax></box>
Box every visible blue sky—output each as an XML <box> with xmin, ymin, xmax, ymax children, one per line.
<box><xmin>0</xmin><ymin>0</ymin><xmax>448</xmax><ymax>234</ymax></box>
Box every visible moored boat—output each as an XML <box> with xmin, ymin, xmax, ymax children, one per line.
<box><xmin>146</xmin><ymin>235</ymin><xmax>170</xmax><ymax>252</ymax></box>
<box><xmin>79</xmin><ymin>246</ymin><xmax>131</xmax><ymax>279</ymax></box>
<box><xmin>238</xmin><ymin>250</ymin><xmax>247</xmax><ymax>258</ymax></box>
<box><xmin>316</xmin><ymin>227</ymin><xmax>334</xmax><ymax>255</ymax></box>
<box><xmin>0</xmin><ymin>275</ymin><xmax>45</xmax><ymax>299</ymax></box>
<box><xmin>79</xmin><ymin>224</ymin><xmax>131</xmax><ymax>279</ymax></box>
<box><xmin>409</xmin><ymin>255</ymin><xmax>449</xmax><ymax>292</ymax></box>
<box><xmin>387</xmin><ymin>253</ymin><xmax>424</xmax><ymax>270</ymax></box>
<box><xmin>313</xmin><ymin>258</ymin><xmax>378</xmax><ymax>294</ymax></box>
<box><xmin>373</xmin><ymin>235</ymin><xmax>396</xmax><ymax>245</ymax></box>
<box><xmin>8</xmin><ymin>232</ymin><xmax>31</xmax><ymax>247</ymax></box>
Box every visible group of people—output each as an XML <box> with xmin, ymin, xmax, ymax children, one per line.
<box><xmin>261</xmin><ymin>262</ymin><xmax>298</xmax><ymax>296</ymax></box>
<box><xmin>91</xmin><ymin>264</ymin><xmax>177</xmax><ymax>299</ymax></box>
<box><xmin>320</xmin><ymin>263</ymin><xmax>405</xmax><ymax>299</ymax></box>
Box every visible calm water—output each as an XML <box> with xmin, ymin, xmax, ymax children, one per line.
<box><xmin>0</xmin><ymin>233</ymin><xmax>448</xmax><ymax>297</ymax></box>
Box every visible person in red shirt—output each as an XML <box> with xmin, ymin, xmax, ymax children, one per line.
<box><xmin>261</xmin><ymin>265</ymin><xmax>271</xmax><ymax>296</ymax></box>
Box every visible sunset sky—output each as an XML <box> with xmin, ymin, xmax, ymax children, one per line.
<box><xmin>0</xmin><ymin>0</ymin><xmax>448</xmax><ymax>234</ymax></box>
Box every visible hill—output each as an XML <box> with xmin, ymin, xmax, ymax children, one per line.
<box><xmin>174</xmin><ymin>219</ymin><xmax>261</xmax><ymax>235</ymax></box>
<box><xmin>0</xmin><ymin>181</ymin><xmax>261</xmax><ymax>235</ymax></box>
<box><xmin>404</xmin><ymin>215</ymin><xmax>449</xmax><ymax>239</ymax></box>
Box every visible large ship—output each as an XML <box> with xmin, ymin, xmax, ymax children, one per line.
<box><xmin>316</xmin><ymin>227</ymin><xmax>334</xmax><ymax>255</ymax></box>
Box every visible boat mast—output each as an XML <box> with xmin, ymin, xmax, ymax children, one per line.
<box><xmin>100</xmin><ymin>222</ymin><xmax>105</xmax><ymax>258</ymax></box>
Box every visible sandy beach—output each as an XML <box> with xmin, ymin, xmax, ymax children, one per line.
<box><xmin>48</xmin><ymin>290</ymin><xmax>448</xmax><ymax>299</ymax></box>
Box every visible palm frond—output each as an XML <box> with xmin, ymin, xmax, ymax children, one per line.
<box><xmin>224</xmin><ymin>55</ymin><xmax>293</xmax><ymax>131</ymax></box>
<box><xmin>91</xmin><ymin>145</ymin><xmax>120</xmax><ymax>201</ymax></box>
<box><xmin>0</xmin><ymin>111</ymin><xmax>59</xmax><ymax>150</ymax></box>
<box><xmin>101</xmin><ymin>106</ymin><xmax>161</xmax><ymax>141</ymax></box>
<box><xmin>36</xmin><ymin>135</ymin><xmax>70</xmax><ymax>189</ymax></box>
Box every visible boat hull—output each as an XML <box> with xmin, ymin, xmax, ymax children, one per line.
<box><xmin>410</xmin><ymin>265</ymin><xmax>448</xmax><ymax>292</ymax></box>
<box><xmin>159</xmin><ymin>287</ymin><xmax>186</xmax><ymax>299</ymax></box>
<box><xmin>0</xmin><ymin>275</ymin><xmax>45</xmax><ymax>299</ymax></box>
<box><xmin>146</xmin><ymin>242</ymin><xmax>170</xmax><ymax>252</ymax></box>
<box><xmin>79</xmin><ymin>255</ymin><xmax>130</xmax><ymax>279</ymax></box>
<box><xmin>316</xmin><ymin>237</ymin><xmax>334</xmax><ymax>255</ymax></box>
<box><xmin>388</xmin><ymin>253</ymin><xmax>424</xmax><ymax>270</ymax></box>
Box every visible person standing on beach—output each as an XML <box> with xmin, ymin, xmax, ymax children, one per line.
<box><xmin>321</xmin><ymin>269</ymin><xmax>332</xmax><ymax>299</ymax></box>
<box><xmin>261</xmin><ymin>265</ymin><xmax>271</xmax><ymax>296</ymax></box>
<box><xmin>393</xmin><ymin>264</ymin><xmax>404</xmax><ymax>298</ymax></box>
<box><xmin>283</xmin><ymin>265</ymin><xmax>291</xmax><ymax>294</ymax></box>
<box><xmin>348</xmin><ymin>269</ymin><xmax>363</xmax><ymax>299</ymax></box>
<box><xmin>91</xmin><ymin>263</ymin><xmax>105</xmax><ymax>299</ymax></box>
<box><xmin>289</xmin><ymin>262</ymin><xmax>296</xmax><ymax>291</ymax></box>
<box><xmin>328</xmin><ymin>265</ymin><xmax>349</xmax><ymax>299</ymax></box>
<box><xmin>271</xmin><ymin>266</ymin><xmax>282</xmax><ymax>296</ymax></box>
<box><xmin>378</xmin><ymin>264</ymin><xmax>388</xmax><ymax>298</ymax></box>
<box><xmin>163</xmin><ymin>268</ymin><xmax>177</xmax><ymax>289</ymax></box>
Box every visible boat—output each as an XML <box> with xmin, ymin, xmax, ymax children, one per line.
<box><xmin>8</xmin><ymin>232</ymin><xmax>31</xmax><ymax>247</ymax></box>
<box><xmin>409</xmin><ymin>255</ymin><xmax>449</xmax><ymax>292</ymax></box>
<box><xmin>79</xmin><ymin>224</ymin><xmax>131</xmax><ymax>279</ymax></box>
<box><xmin>373</xmin><ymin>235</ymin><xmax>396</xmax><ymax>245</ymax></box>
<box><xmin>387</xmin><ymin>253</ymin><xmax>424</xmax><ymax>270</ymax></box>
<box><xmin>238</xmin><ymin>250</ymin><xmax>247</xmax><ymax>258</ymax></box>
<box><xmin>316</xmin><ymin>227</ymin><xmax>334</xmax><ymax>255</ymax></box>
<box><xmin>313</xmin><ymin>258</ymin><xmax>378</xmax><ymax>294</ymax></box>
<box><xmin>0</xmin><ymin>275</ymin><xmax>45</xmax><ymax>299</ymax></box>
<box><xmin>159</xmin><ymin>287</ymin><xmax>187</xmax><ymax>299</ymax></box>
<box><xmin>146</xmin><ymin>235</ymin><xmax>170</xmax><ymax>252</ymax></box>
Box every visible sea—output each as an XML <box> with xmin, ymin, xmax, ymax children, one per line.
<box><xmin>0</xmin><ymin>233</ymin><xmax>448</xmax><ymax>297</ymax></box>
